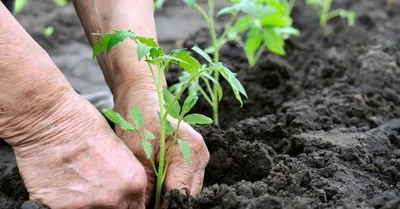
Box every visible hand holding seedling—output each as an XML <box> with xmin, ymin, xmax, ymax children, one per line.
<box><xmin>110</xmin><ymin>83</ymin><xmax>209</xmax><ymax>204</ymax></box>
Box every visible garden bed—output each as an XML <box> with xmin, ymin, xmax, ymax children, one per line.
<box><xmin>2</xmin><ymin>0</ymin><xmax>400</xmax><ymax>208</ymax></box>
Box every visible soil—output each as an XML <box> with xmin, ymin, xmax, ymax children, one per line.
<box><xmin>2</xmin><ymin>0</ymin><xmax>400</xmax><ymax>208</ymax></box>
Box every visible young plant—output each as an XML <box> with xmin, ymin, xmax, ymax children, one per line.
<box><xmin>305</xmin><ymin>0</ymin><xmax>356</xmax><ymax>27</ymax></box>
<box><xmin>169</xmin><ymin>0</ymin><xmax>296</xmax><ymax>124</ymax></box>
<box><xmin>92</xmin><ymin>29</ymin><xmax>245</xmax><ymax>209</ymax></box>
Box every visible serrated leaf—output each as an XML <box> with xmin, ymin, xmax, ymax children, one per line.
<box><xmin>238</xmin><ymin>1</ymin><xmax>275</xmax><ymax>19</ymax></box>
<box><xmin>169</xmin><ymin>71</ymin><xmax>191</xmax><ymax>94</ymax></box>
<box><xmin>263</xmin><ymin>27</ymin><xmax>285</xmax><ymax>55</ymax></box>
<box><xmin>144</xmin><ymin>129</ymin><xmax>156</xmax><ymax>140</ymax></box>
<box><xmin>165</xmin><ymin>119</ymin><xmax>174</xmax><ymax>135</ymax></box>
<box><xmin>183</xmin><ymin>114</ymin><xmax>213</xmax><ymax>125</ymax></box>
<box><xmin>230</xmin><ymin>16</ymin><xmax>253</xmax><ymax>34</ymax></box>
<box><xmin>102</xmin><ymin>109</ymin><xmax>136</xmax><ymax>131</ymax></box>
<box><xmin>150</xmin><ymin>47</ymin><xmax>163</xmax><ymax>59</ymax></box>
<box><xmin>245</xmin><ymin>28</ymin><xmax>263</xmax><ymax>66</ymax></box>
<box><xmin>170</xmin><ymin>51</ymin><xmax>201</xmax><ymax>75</ymax></box>
<box><xmin>183</xmin><ymin>0</ymin><xmax>195</xmax><ymax>9</ymax></box>
<box><xmin>178</xmin><ymin>139</ymin><xmax>191</xmax><ymax>166</ymax></box>
<box><xmin>141</xmin><ymin>140</ymin><xmax>152</xmax><ymax>159</ymax></box>
<box><xmin>92</xmin><ymin>34</ymin><xmax>112</xmax><ymax>59</ymax></box>
<box><xmin>137</xmin><ymin>43</ymin><xmax>152</xmax><ymax>61</ymax></box>
<box><xmin>192</xmin><ymin>45</ymin><xmax>213</xmax><ymax>64</ymax></box>
<box><xmin>181</xmin><ymin>92</ymin><xmax>198</xmax><ymax>116</ymax></box>
<box><xmin>130</xmin><ymin>106</ymin><xmax>143</xmax><ymax>129</ymax></box>
<box><xmin>107</xmin><ymin>30</ymin><xmax>135</xmax><ymax>53</ymax></box>
<box><xmin>136</xmin><ymin>36</ymin><xmax>158</xmax><ymax>47</ymax></box>
<box><xmin>163</xmin><ymin>88</ymin><xmax>181</xmax><ymax>119</ymax></box>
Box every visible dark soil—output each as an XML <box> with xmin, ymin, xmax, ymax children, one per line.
<box><xmin>2</xmin><ymin>0</ymin><xmax>400</xmax><ymax>208</ymax></box>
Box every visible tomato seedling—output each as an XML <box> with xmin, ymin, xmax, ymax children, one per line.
<box><xmin>92</xmin><ymin>29</ymin><xmax>245</xmax><ymax>209</ymax></box>
<box><xmin>169</xmin><ymin>0</ymin><xmax>296</xmax><ymax>124</ymax></box>
<box><xmin>305</xmin><ymin>0</ymin><xmax>356</xmax><ymax>26</ymax></box>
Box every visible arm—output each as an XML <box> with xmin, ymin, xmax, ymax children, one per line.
<box><xmin>0</xmin><ymin>4</ymin><xmax>147</xmax><ymax>208</ymax></box>
<box><xmin>0</xmin><ymin>2</ymin><xmax>74</xmax><ymax>149</ymax></box>
<box><xmin>73</xmin><ymin>0</ymin><xmax>163</xmax><ymax>99</ymax></box>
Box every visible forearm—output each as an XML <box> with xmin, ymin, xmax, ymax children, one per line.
<box><xmin>73</xmin><ymin>0</ymin><xmax>161</xmax><ymax>98</ymax></box>
<box><xmin>0</xmin><ymin>4</ymin><xmax>74</xmax><ymax>146</ymax></box>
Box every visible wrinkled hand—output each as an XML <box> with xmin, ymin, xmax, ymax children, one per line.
<box><xmin>9</xmin><ymin>91</ymin><xmax>147</xmax><ymax>209</ymax></box>
<box><xmin>114</xmin><ymin>83</ymin><xmax>210</xmax><ymax>204</ymax></box>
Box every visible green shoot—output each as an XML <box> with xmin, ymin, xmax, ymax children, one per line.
<box><xmin>174</xmin><ymin>0</ymin><xmax>298</xmax><ymax>124</ymax></box>
<box><xmin>93</xmin><ymin>29</ymin><xmax>241</xmax><ymax>209</ymax></box>
<box><xmin>306</xmin><ymin>0</ymin><xmax>356</xmax><ymax>27</ymax></box>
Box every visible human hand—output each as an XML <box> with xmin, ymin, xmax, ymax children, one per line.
<box><xmin>113</xmin><ymin>82</ymin><xmax>210</xmax><ymax>204</ymax></box>
<box><xmin>4</xmin><ymin>90</ymin><xmax>147</xmax><ymax>209</ymax></box>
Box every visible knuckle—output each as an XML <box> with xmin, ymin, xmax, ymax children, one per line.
<box><xmin>125</xmin><ymin>165</ymin><xmax>147</xmax><ymax>195</ymax></box>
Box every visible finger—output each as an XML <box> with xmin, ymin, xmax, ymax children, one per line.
<box><xmin>190</xmin><ymin>168</ymin><xmax>205</xmax><ymax>195</ymax></box>
<box><xmin>164</xmin><ymin>154</ymin><xmax>195</xmax><ymax>193</ymax></box>
<box><xmin>164</xmin><ymin>124</ymin><xmax>209</xmax><ymax>195</ymax></box>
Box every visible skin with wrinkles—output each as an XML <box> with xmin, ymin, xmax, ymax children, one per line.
<box><xmin>0</xmin><ymin>0</ymin><xmax>209</xmax><ymax>208</ymax></box>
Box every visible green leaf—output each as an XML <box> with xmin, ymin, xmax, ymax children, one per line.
<box><xmin>155</xmin><ymin>55</ymin><xmax>187</xmax><ymax>63</ymax></box>
<box><xmin>150</xmin><ymin>47</ymin><xmax>163</xmax><ymax>59</ymax></box>
<box><xmin>183</xmin><ymin>114</ymin><xmax>213</xmax><ymax>125</ymax></box>
<box><xmin>260</xmin><ymin>15</ymin><xmax>291</xmax><ymax>26</ymax></box>
<box><xmin>217</xmin><ymin>5</ymin><xmax>239</xmax><ymax>16</ymax></box>
<box><xmin>92</xmin><ymin>34</ymin><xmax>112</xmax><ymax>59</ymax></box>
<box><xmin>275</xmin><ymin>26</ymin><xmax>300</xmax><ymax>39</ymax></box>
<box><xmin>43</xmin><ymin>26</ymin><xmax>54</xmax><ymax>37</ymax></box>
<box><xmin>181</xmin><ymin>92</ymin><xmax>198</xmax><ymax>116</ymax></box>
<box><xmin>192</xmin><ymin>45</ymin><xmax>213</xmax><ymax>64</ymax></box>
<box><xmin>107</xmin><ymin>30</ymin><xmax>135</xmax><ymax>53</ymax></box>
<box><xmin>170</xmin><ymin>50</ymin><xmax>201</xmax><ymax>75</ymax></box>
<box><xmin>165</xmin><ymin>119</ymin><xmax>174</xmax><ymax>135</ymax></box>
<box><xmin>238</xmin><ymin>0</ymin><xmax>275</xmax><ymax>19</ymax></box>
<box><xmin>136</xmin><ymin>36</ymin><xmax>158</xmax><ymax>47</ymax></box>
<box><xmin>130</xmin><ymin>106</ymin><xmax>143</xmax><ymax>129</ymax></box>
<box><xmin>244</xmin><ymin>28</ymin><xmax>263</xmax><ymax>66</ymax></box>
<box><xmin>178</xmin><ymin>139</ymin><xmax>191</xmax><ymax>166</ymax></box>
<box><xmin>163</xmin><ymin>88</ymin><xmax>181</xmax><ymax>119</ymax></box>
<box><xmin>14</xmin><ymin>0</ymin><xmax>28</xmax><ymax>13</ymax></box>
<box><xmin>183</xmin><ymin>0</ymin><xmax>195</xmax><ymax>9</ymax></box>
<box><xmin>137</xmin><ymin>43</ymin><xmax>152</xmax><ymax>61</ymax></box>
<box><xmin>347</xmin><ymin>11</ymin><xmax>356</xmax><ymax>26</ymax></box>
<box><xmin>263</xmin><ymin>27</ymin><xmax>285</xmax><ymax>55</ymax></box>
<box><xmin>155</xmin><ymin>0</ymin><xmax>165</xmax><ymax>9</ymax></box>
<box><xmin>144</xmin><ymin>129</ymin><xmax>156</xmax><ymax>140</ymax></box>
<box><xmin>102</xmin><ymin>109</ymin><xmax>135</xmax><ymax>131</ymax></box>
<box><xmin>218</xmin><ymin>65</ymin><xmax>247</xmax><ymax>106</ymax></box>
<box><xmin>230</xmin><ymin>16</ymin><xmax>253</xmax><ymax>34</ymax></box>
<box><xmin>53</xmin><ymin>0</ymin><xmax>67</xmax><ymax>7</ymax></box>
<box><xmin>141</xmin><ymin>140</ymin><xmax>152</xmax><ymax>159</ymax></box>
